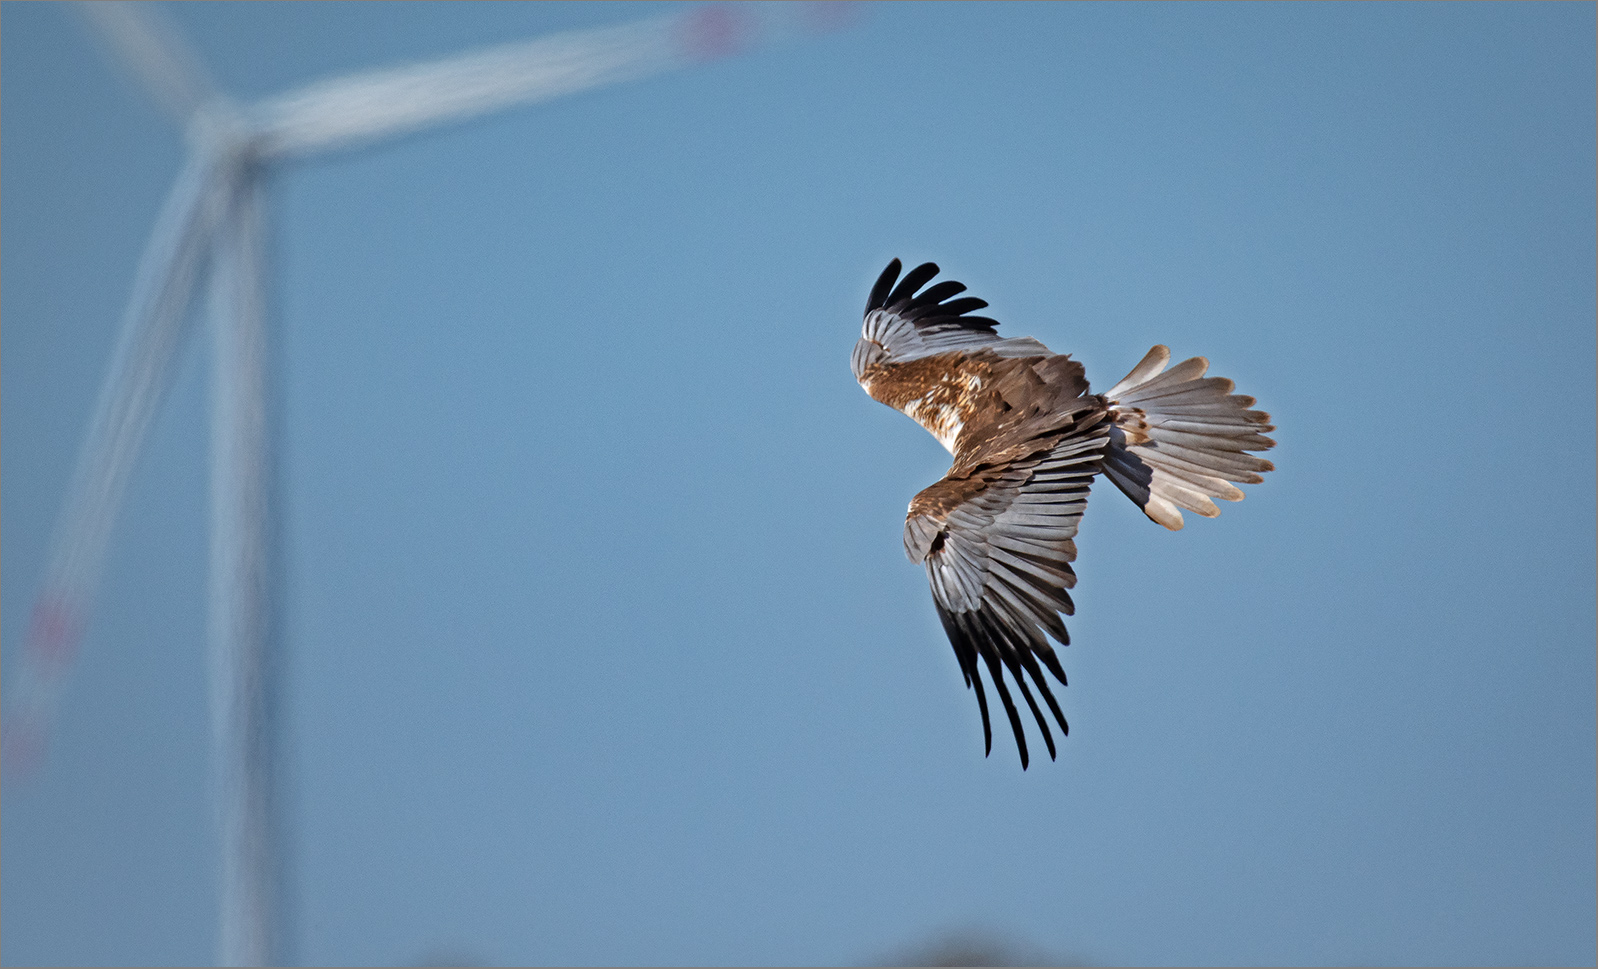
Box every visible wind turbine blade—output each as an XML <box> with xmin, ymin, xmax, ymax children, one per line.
<box><xmin>2</xmin><ymin>151</ymin><xmax>233</xmax><ymax>775</ymax></box>
<box><xmin>253</xmin><ymin>9</ymin><xmax>714</xmax><ymax>159</ymax></box>
<box><xmin>75</xmin><ymin>0</ymin><xmax>221</xmax><ymax>128</ymax></box>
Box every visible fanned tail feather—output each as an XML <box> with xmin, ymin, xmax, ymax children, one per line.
<box><xmin>1104</xmin><ymin>345</ymin><xmax>1276</xmax><ymax>530</ymax></box>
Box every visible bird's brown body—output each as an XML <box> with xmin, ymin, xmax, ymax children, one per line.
<box><xmin>859</xmin><ymin>351</ymin><xmax>1108</xmax><ymax>462</ymax></box>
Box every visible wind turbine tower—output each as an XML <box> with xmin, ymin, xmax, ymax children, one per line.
<box><xmin>4</xmin><ymin>4</ymin><xmax>839</xmax><ymax>964</ymax></box>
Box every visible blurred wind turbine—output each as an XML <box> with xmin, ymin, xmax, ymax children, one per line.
<box><xmin>2</xmin><ymin>3</ymin><xmax>847</xmax><ymax>964</ymax></box>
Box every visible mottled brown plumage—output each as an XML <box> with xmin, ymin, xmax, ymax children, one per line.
<box><xmin>852</xmin><ymin>259</ymin><xmax>1276</xmax><ymax>767</ymax></box>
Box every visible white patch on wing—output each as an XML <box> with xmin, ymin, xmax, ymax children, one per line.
<box><xmin>927</xmin><ymin>410</ymin><xmax>964</xmax><ymax>453</ymax></box>
<box><xmin>904</xmin><ymin>396</ymin><xmax>966</xmax><ymax>454</ymax></box>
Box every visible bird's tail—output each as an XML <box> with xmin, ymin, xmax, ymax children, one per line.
<box><xmin>1101</xmin><ymin>345</ymin><xmax>1276</xmax><ymax>530</ymax></box>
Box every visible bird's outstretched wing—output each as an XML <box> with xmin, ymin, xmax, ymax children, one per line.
<box><xmin>903</xmin><ymin>410</ymin><xmax>1111</xmax><ymax>768</ymax></box>
<box><xmin>859</xmin><ymin>258</ymin><xmax>1050</xmax><ymax>366</ymax></box>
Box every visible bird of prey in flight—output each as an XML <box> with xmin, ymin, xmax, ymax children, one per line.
<box><xmin>851</xmin><ymin>259</ymin><xmax>1276</xmax><ymax>768</ymax></box>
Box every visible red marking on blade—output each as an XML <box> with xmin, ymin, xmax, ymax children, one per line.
<box><xmin>2</xmin><ymin>715</ymin><xmax>47</xmax><ymax>779</ymax></box>
<box><xmin>679</xmin><ymin>4</ymin><xmax>749</xmax><ymax>61</ymax></box>
<box><xmin>28</xmin><ymin>596</ymin><xmax>82</xmax><ymax>670</ymax></box>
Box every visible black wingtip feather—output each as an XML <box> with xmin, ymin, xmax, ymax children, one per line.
<box><xmin>1011</xmin><ymin>670</ymin><xmax>1056</xmax><ymax>761</ymax></box>
<box><xmin>915</xmin><ymin>279</ymin><xmax>967</xmax><ymax>306</ymax></box>
<box><xmin>993</xmin><ymin>622</ymin><xmax>1055</xmax><ymax>761</ymax></box>
<box><xmin>1021</xmin><ymin>652</ymin><xmax>1070</xmax><ymax>737</ymax></box>
<box><xmin>937</xmin><ymin>603</ymin><xmax>992</xmax><ymax>755</ymax></box>
<box><xmin>866</xmin><ymin>259</ymin><xmax>901</xmax><ymax>313</ymax></box>
<box><xmin>992</xmin><ymin>673</ymin><xmax>1029</xmax><ymax>770</ymax></box>
<box><xmin>974</xmin><ymin>674</ymin><xmax>992</xmax><ymax>756</ymax></box>
<box><xmin>939</xmin><ymin>296</ymin><xmax>990</xmax><ymax>316</ymax></box>
<box><xmin>1036</xmin><ymin>644</ymin><xmax>1069</xmax><ymax>684</ymax></box>
<box><xmin>972</xmin><ymin>625</ymin><xmax>1029</xmax><ymax>770</ymax></box>
<box><xmin>887</xmin><ymin>261</ymin><xmax>941</xmax><ymax>307</ymax></box>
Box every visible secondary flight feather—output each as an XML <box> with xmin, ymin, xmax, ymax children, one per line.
<box><xmin>852</xmin><ymin>259</ymin><xmax>1276</xmax><ymax>767</ymax></box>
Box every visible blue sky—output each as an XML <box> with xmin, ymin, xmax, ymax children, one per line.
<box><xmin>3</xmin><ymin>2</ymin><xmax>1594</xmax><ymax>965</ymax></box>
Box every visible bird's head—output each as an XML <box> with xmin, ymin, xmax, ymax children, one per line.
<box><xmin>851</xmin><ymin>337</ymin><xmax>887</xmax><ymax>384</ymax></box>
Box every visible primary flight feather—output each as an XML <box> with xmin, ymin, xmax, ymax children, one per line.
<box><xmin>852</xmin><ymin>259</ymin><xmax>1277</xmax><ymax>768</ymax></box>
